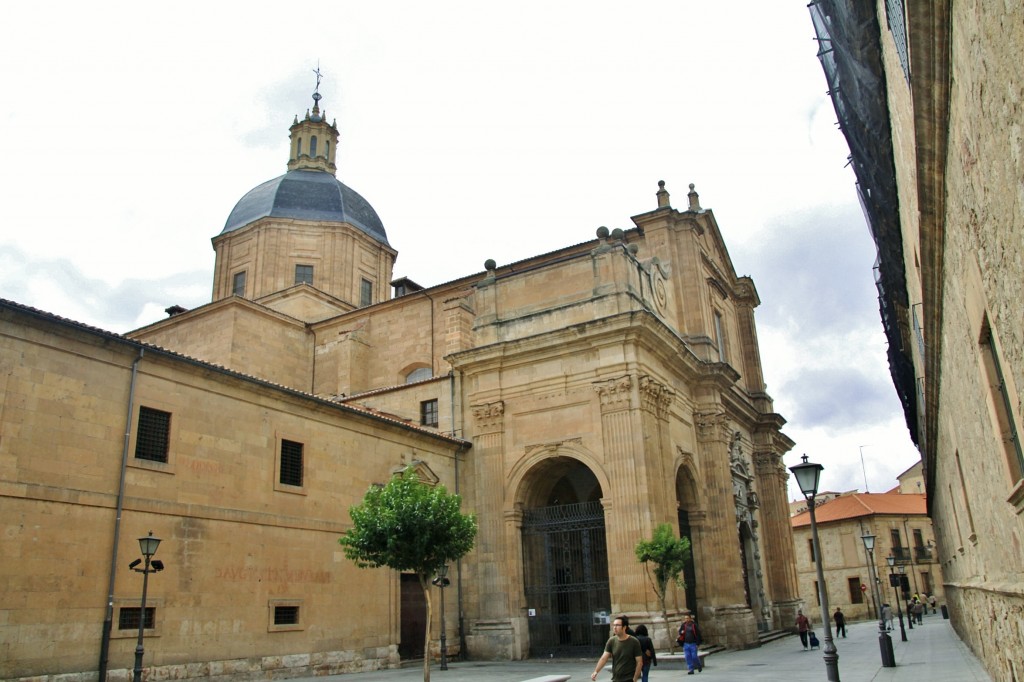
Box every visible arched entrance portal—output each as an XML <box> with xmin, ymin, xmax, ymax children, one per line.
<box><xmin>675</xmin><ymin>461</ymin><xmax>701</xmax><ymax>616</ymax></box>
<box><xmin>519</xmin><ymin>457</ymin><xmax>610</xmax><ymax>657</ymax></box>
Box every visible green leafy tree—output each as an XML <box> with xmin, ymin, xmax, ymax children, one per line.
<box><xmin>635</xmin><ymin>522</ymin><xmax>691</xmax><ymax>651</ymax></box>
<box><xmin>339</xmin><ymin>469</ymin><xmax>477</xmax><ymax>682</ymax></box>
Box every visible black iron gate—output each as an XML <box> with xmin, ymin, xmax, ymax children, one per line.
<box><xmin>521</xmin><ymin>501</ymin><xmax>610</xmax><ymax>657</ymax></box>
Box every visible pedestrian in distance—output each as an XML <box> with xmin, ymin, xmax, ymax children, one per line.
<box><xmin>677</xmin><ymin>613</ymin><xmax>703</xmax><ymax>674</ymax></box>
<box><xmin>912</xmin><ymin>599</ymin><xmax>924</xmax><ymax>625</ymax></box>
<box><xmin>796</xmin><ymin>609</ymin><xmax>811</xmax><ymax>650</ymax></box>
<box><xmin>633</xmin><ymin>624</ymin><xmax>656</xmax><ymax>682</ymax></box>
<box><xmin>928</xmin><ymin>594</ymin><xmax>937</xmax><ymax>614</ymax></box>
<box><xmin>881</xmin><ymin>603</ymin><xmax>894</xmax><ymax>631</ymax></box>
<box><xmin>591</xmin><ymin>615</ymin><xmax>642</xmax><ymax>682</ymax></box>
<box><xmin>833</xmin><ymin>606</ymin><xmax>847</xmax><ymax>638</ymax></box>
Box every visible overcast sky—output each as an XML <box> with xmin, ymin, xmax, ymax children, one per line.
<box><xmin>0</xmin><ymin>1</ymin><xmax>922</xmax><ymax>500</ymax></box>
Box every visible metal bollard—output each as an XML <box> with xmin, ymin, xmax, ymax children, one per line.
<box><xmin>878</xmin><ymin>621</ymin><xmax>896</xmax><ymax>667</ymax></box>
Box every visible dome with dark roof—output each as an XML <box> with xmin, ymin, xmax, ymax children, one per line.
<box><xmin>221</xmin><ymin>169</ymin><xmax>388</xmax><ymax>245</ymax></box>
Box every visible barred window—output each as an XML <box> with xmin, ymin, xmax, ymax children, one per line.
<box><xmin>420</xmin><ymin>399</ymin><xmax>439</xmax><ymax>427</ymax></box>
<box><xmin>274</xmin><ymin>605</ymin><xmax>299</xmax><ymax>625</ymax></box>
<box><xmin>295</xmin><ymin>265</ymin><xmax>313</xmax><ymax>285</ymax></box>
<box><xmin>135</xmin><ymin>407</ymin><xmax>170</xmax><ymax>463</ymax></box>
<box><xmin>118</xmin><ymin>606</ymin><xmax>155</xmax><ymax>630</ymax></box>
<box><xmin>279</xmin><ymin>439</ymin><xmax>304</xmax><ymax>487</ymax></box>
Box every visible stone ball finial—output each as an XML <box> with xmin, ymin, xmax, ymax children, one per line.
<box><xmin>627</xmin><ymin>243</ymin><xmax>639</xmax><ymax>255</ymax></box>
<box><xmin>484</xmin><ymin>259</ymin><xmax>497</xmax><ymax>271</ymax></box>
<box><xmin>611</xmin><ymin>228</ymin><xmax>624</xmax><ymax>241</ymax></box>
<box><xmin>689</xmin><ymin>183</ymin><xmax>695</xmax><ymax>190</ymax></box>
<box><xmin>596</xmin><ymin>226</ymin><xmax>610</xmax><ymax>239</ymax></box>
<box><xmin>658</xmin><ymin>180</ymin><xmax>665</xmax><ymax>189</ymax></box>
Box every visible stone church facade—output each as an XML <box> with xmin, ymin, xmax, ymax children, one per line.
<box><xmin>0</xmin><ymin>88</ymin><xmax>799</xmax><ymax>681</ymax></box>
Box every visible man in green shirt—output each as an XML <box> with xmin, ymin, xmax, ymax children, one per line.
<box><xmin>591</xmin><ymin>615</ymin><xmax>642</xmax><ymax>682</ymax></box>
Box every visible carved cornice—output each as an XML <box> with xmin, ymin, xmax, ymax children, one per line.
<box><xmin>594</xmin><ymin>374</ymin><xmax>633</xmax><ymax>410</ymax></box>
<box><xmin>472</xmin><ymin>401</ymin><xmax>505</xmax><ymax>431</ymax></box>
<box><xmin>639</xmin><ymin>374</ymin><xmax>674</xmax><ymax>419</ymax></box>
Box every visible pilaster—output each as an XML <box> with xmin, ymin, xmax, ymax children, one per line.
<box><xmin>753</xmin><ymin>450</ymin><xmax>802</xmax><ymax>623</ymax></box>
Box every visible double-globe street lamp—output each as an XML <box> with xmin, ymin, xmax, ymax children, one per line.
<box><xmin>885</xmin><ymin>555</ymin><xmax>909</xmax><ymax>642</ymax></box>
<box><xmin>432</xmin><ymin>564</ymin><xmax>451</xmax><ymax>671</ymax></box>
<box><xmin>129</xmin><ymin>532</ymin><xmax>165</xmax><ymax>682</ymax></box>
<box><xmin>861</xmin><ymin>533</ymin><xmax>894</xmax><ymax>667</ymax></box>
<box><xmin>790</xmin><ymin>454</ymin><xmax>840</xmax><ymax>682</ymax></box>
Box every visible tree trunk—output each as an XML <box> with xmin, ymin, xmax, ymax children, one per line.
<box><xmin>419</xmin><ymin>574</ymin><xmax>433</xmax><ymax>682</ymax></box>
<box><xmin>659</xmin><ymin>594</ymin><xmax>674</xmax><ymax>654</ymax></box>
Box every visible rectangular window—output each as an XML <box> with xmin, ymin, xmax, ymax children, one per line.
<box><xmin>713</xmin><ymin>311</ymin><xmax>726</xmax><ymax>361</ymax></box>
<box><xmin>420</xmin><ymin>399</ymin><xmax>439</xmax><ymax>427</ymax></box>
<box><xmin>268</xmin><ymin>599</ymin><xmax>304</xmax><ymax>632</ymax></box>
<box><xmin>295</xmin><ymin>264</ymin><xmax>313</xmax><ymax>285</ymax></box>
<box><xmin>808</xmin><ymin>538</ymin><xmax>815</xmax><ymax>563</ymax></box>
<box><xmin>135</xmin><ymin>407</ymin><xmax>171</xmax><ymax>463</ymax></box>
<box><xmin>813</xmin><ymin>580</ymin><xmax>821</xmax><ymax>606</ymax></box>
<box><xmin>279</xmin><ymin>439</ymin><xmax>303</xmax><ymax>487</ymax></box>
<box><xmin>232</xmin><ymin>271</ymin><xmax>246</xmax><ymax>297</ymax></box>
<box><xmin>848</xmin><ymin>577</ymin><xmax>864</xmax><ymax>604</ymax></box>
<box><xmin>360</xmin><ymin>278</ymin><xmax>373</xmax><ymax>307</ymax></box>
<box><xmin>980</xmin><ymin>320</ymin><xmax>1024</xmax><ymax>484</ymax></box>
<box><xmin>274</xmin><ymin>605</ymin><xmax>299</xmax><ymax>625</ymax></box>
<box><xmin>118</xmin><ymin>607</ymin><xmax>156</xmax><ymax>631</ymax></box>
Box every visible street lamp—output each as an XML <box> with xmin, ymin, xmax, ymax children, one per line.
<box><xmin>130</xmin><ymin>531</ymin><xmax>165</xmax><ymax>682</ymax></box>
<box><xmin>885</xmin><ymin>555</ymin><xmax>908</xmax><ymax>642</ymax></box>
<box><xmin>790</xmin><ymin>454</ymin><xmax>840</xmax><ymax>682</ymax></box>
<box><xmin>432</xmin><ymin>564</ymin><xmax>451</xmax><ymax>670</ymax></box>
<box><xmin>862</xmin><ymin>534</ymin><xmax>894</xmax><ymax>667</ymax></box>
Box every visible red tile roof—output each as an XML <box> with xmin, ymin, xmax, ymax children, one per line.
<box><xmin>790</xmin><ymin>492</ymin><xmax>927</xmax><ymax>528</ymax></box>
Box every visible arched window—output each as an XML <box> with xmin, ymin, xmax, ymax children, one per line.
<box><xmin>325</xmin><ymin>140</ymin><xmax>330</xmax><ymax>161</ymax></box>
<box><xmin>296</xmin><ymin>138</ymin><xmax>302</xmax><ymax>157</ymax></box>
<box><xmin>406</xmin><ymin>367</ymin><xmax>432</xmax><ymax>383</ymax></box>
<box><xmin>310</xmin><ymin>135</ymin><xmax>318</xmax><ymax>157</ymax></box>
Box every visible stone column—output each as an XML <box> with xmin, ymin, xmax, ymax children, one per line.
<box><xmin>694</xmin><ymin>409</ymin><xmax>756</xmax><ymax>647</ymax></box>
<box><xmin>594</xmin><ymin>375</ymin><xmax>647</xmax><ymax>613</ymax></box>
<box><xmin>465</xmin><ymin>401</ymin><xmax>516</xmax><ymax>658</ymax></box>
<box><xmin>754</xmin><ymin>450</ymin><xmax>802</xmax><ymax>627</ymax></box>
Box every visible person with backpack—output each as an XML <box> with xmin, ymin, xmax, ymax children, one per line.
<box><xmin>677</xmin><ymin>613</ymin><xmax>702</xmax><ymax>674</ymax></box>
<box><xmin>633</xmin><ymin>624</ymin><xmax>656</xmax><ymax>682</ymax></box>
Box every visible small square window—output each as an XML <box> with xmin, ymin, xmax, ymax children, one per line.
<box><xmin>360</xmin><ymin>279</ymin><xmax>373</xmax><ymax>307</ymax></box>
<box><xmin>268</xmin><ymin>599</ymin><xmax>304</xmax><ymax>632</ymax></box>
<box><xmin>233</xmin><ymin>271</ymin><xmax>246</xmax><ymax>297</ymax></box>
<box><xmin>420</xmin><ymin>399</ymin><xmax>439</xmax><ymax>427</ymax></box>
<box><xmin>274</xmin><ymin>605</ymin><xmax>299</xmax><ymax>625</ymax></box>
<box><xmin>135</xmin><ymin>407</ymin><xmax>171</xmax><ymax>463</ymax></box>
<box><xmin>295</xmin><ymin>265</ymin><xmax>313</xmax><ymax>285</ymax></box>
<box><xmin>279</xmin><ymin>439</ymin><xmax>304</xmax><ymax>487</ymax></box>
<box><xmin>118</xmin><ymin>606</ymin><xmax>156</xmax><ymax>631</ymax></box>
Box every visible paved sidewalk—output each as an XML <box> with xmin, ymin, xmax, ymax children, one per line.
<box><xmin>291</xmin><ymin>615</ymin><xmax>990</xmax><ymax>681</ymax></box>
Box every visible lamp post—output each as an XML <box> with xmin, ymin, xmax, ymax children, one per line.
<box><xmin>885</xmin><ymin>555</ymin><xmax>908</xmax><ymax>642</ymax></box>
<box><xmin>432</xmin><ymin>564</ymin><xmax>451</xmax><ymax>670</ymax></box>
<box><xmin>860</xmin><ymin>533</ymin><xmax>881</xmax><ymax>621</ymax></box>
<box><xmin>130</xmin><ymin>532</ymin><xmax>165</xmax><ymax>682</ymax></box>
<box><xmin>790</xmin><ymin>454</ymin><xmax>840</xmax><ymax>682</ymax></box>
<box><xmin>899</xmin><ymin>564</ymin><xmax>913</xmax><ymax>630</ymax></box>
<box><xmin>862</xmin><ymin>533</ymin><xmax>894</xmax><ymax>667</ymax></box>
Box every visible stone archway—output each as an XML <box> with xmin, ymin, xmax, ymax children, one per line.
<box><xmin>674</xmin><ymin>455</ymin><xmax>701</xmax><ymax>616</ymax></box>
<box><xmin>517</xmin><ymin>456</ymin><xmax>610</xmax><ymax>657</ymax></box>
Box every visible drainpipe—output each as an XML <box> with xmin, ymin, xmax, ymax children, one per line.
<box><xmin>98</xmin><ymin>347</ymin><xmax>144</xmax><ymax>681</ymax></box>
